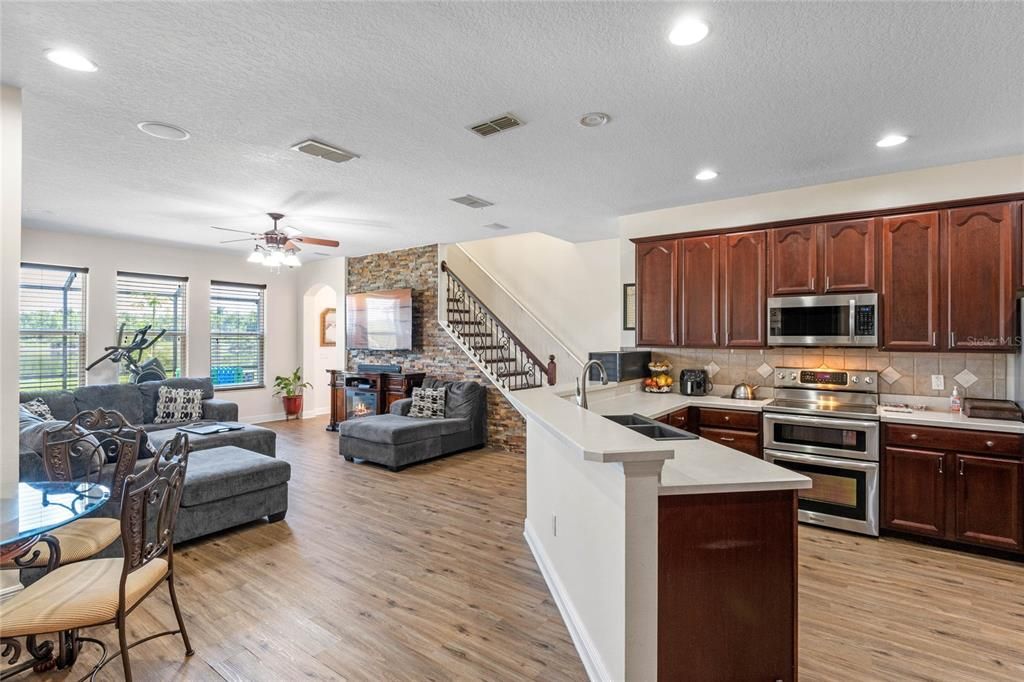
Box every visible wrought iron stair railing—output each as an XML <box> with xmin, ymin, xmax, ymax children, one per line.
<box><xmin>441</xmin><ymin>261</ymin><xmax>556</xmax><ymax>391</ymax></box>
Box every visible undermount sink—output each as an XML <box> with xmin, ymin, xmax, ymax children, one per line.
<box><xmin>603</xmin><ymin>414</ymin><xmax>698</xmax><ymax>441</ymax></box>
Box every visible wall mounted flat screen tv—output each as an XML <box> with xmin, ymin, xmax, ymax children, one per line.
<box><xmin>346</xmin><ymin>288</ymin><xmax>413</xmax><ymax>350</ymax></box>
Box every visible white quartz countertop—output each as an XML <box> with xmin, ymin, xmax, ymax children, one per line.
<box><xmin>510</xmin><ymin>382</ymin><xmax>810</xmax><ymax>495</ymax></box>
<box><xmin>877</xmin><ymin>407</ymin><xmax>1024</xmax><ymax>434</ymax></box>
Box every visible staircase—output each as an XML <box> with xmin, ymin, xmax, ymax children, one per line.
<box><xmin>440</xmin><ymin>260</ymin><xmax>556</xmax><ymax>391</ymax></box>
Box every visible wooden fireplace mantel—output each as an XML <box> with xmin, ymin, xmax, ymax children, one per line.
<box><xmin>325</xmin><ymin>369</ymin><xmax>426</xmax><ymax>431</ymax></box>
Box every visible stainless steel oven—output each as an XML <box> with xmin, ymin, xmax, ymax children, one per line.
<box><xmin>763</xmin><ymin>368</ymin><xmax>881</xmax><ymax>536</ymax></box>
<box><xmin>767</xmin><ymin>292</ymin><xmax>878</xmax><ymax>347</ymax></box>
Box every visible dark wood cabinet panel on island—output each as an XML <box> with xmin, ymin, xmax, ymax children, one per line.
<box><xmin>635</xmin><ymin>239</ymin><xmax>678</xmax><ymax>346</ymax></box>
<box><xmin>679</xmin><ymin>235</ymin><xmax>720</xmax><ymax>347</ymax></box>
<box><xmin>768</xmin><ymin>224</ymin><xmax>818</xmax><ymax>295</ymax></box>
<box><xmin>883</xmin><ymin>446</ymin><xmax>947</xmax><ymax>538</ymax></box>
<box><xmin>720</xmin><ymin>230</ymin><xmax>767</xmax><ymax>347</ymax></box>
<box><xmin>954</xmin><ymin>454</ymin><xmax>1023</xmax><ymax>552</ymax></box>
<box><xmin>880</xmin><ymin>211</ymin><xmax>941</xmax><ymax>350</ymax></box>
<box><xmin>944</xmin><ymin>202</ymin><xmax>1016</xmax><ymax>351</ymax></box>
<box><xmin>822</xmin><ymin>218</ymin><xmax>877</xmax><ymax>292</ymax></box>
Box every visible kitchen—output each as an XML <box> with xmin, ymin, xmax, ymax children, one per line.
<box><xmin>514</xmin><ymin>189</ymin><xmax>1023</xmax><ymax>681</ymax></box>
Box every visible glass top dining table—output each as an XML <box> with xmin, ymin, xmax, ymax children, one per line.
<box><xmin>1</xmin><ymin>481</ymin><xmax>111</xmax><ymax>547</ymax></box>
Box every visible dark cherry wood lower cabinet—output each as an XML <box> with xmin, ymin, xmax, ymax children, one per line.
<box><xmin>882</xmin><ymin>425</ymin><xmax>1024</xmax><ymax>555</ymax></box>
<box><xmin>659</xmin><ymin>490</ymin><xmax>797</xmax><ymax>681</ymax></box>
<box><xmin>695</xmin><ymin>408</ymin><xmax>762</xmax><ymax>457</ymax></box>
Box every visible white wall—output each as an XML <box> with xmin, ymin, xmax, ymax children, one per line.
<box><xmin>295</xmin><ymin>256</ymin><xmax>346</xmax><ymax>417</ymax></box>
<box><xmin>618</xmin><ymin>154</ymin><xmax>1024</xmax><ymax>347</ymax></box>
<box><xmin>20</xmin><ymin>228</ymin><xmax>301</xmax><ymax>422</ymax></box>
<box><xmin>456</xmin><ymin>233</ymin><xmax>621</xmax><ymax>362</ymax></box>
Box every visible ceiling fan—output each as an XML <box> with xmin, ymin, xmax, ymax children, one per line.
<box><xmin>211</xmin><ymin>212</ymin><xmax>340</xmax><ymax>268</ymax></box>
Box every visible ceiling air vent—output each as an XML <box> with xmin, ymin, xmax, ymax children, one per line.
<box><xmin>290</xmin><ymin>139</ymin><xmax>360</xmax><ymax>163</ymax></box>
<box><xmin>468</xmin><ymin>113</ymin><xmax>523</xmax><ymax>138</ymax></box>
<box><xmin>450</xmin><ymin>194</ymin><xmax>494</xmax><ymax>209</ymax></box>
<box><xmin>483</xmin><ymin>222</ymin><xmax>510</xmax><ymax>230</ymax></box>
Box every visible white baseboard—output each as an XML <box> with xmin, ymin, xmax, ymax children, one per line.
<box><xmin>243</xmin><ymin>412</ymin><xmax>287</xmax><ymax>424</ymax></box>
<box><xmin>523</xmin><ymin>520</ymin><xmax>611</xmax><ymax>682</ymax></box>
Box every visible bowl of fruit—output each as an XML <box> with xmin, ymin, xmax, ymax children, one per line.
<box><xmin>644</xmin><ymin>362</ymin><xmax>674</xmax><ymax>393</ymax></box>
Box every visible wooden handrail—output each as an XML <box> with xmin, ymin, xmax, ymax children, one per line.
<box><xmin>441</xmin><ymin>260</ymin><xmax>556</xmax><ymax>387</ymax></box>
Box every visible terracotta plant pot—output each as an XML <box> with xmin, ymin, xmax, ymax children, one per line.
<box><xmin>282</xmin><ymin>394</ymin><xmax>304</xmax><ymax>417</ymax></box>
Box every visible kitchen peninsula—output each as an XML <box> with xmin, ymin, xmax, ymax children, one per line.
<box><xmin>510</xmin><ymin>381</ymin><xmax>810</xmax><ymax>681</ymax></box>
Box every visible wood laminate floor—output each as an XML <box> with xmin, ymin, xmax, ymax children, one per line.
<box><xmin>16</xmin><ymin>416</ymin><xmax>1024</xmax><ymax>681</ymax></box>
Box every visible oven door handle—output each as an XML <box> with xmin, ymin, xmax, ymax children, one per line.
<box><xmin>765</xmin><ymin>449</ymin><xmax>879</xmax><ymax>472</ymax></box>
<box><xmin>763</xmin><ymin>413</ymin><xmax>879</xmax><ymax>431</ymax></box>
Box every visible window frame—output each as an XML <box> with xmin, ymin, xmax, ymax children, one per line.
<box><xmin>209</xmin><ymin>280</ymin><xmax>267</xmax><ymax>390</ymax></box>
<box><xmin>18</xmin><ymin>263</ymin><xmax>89</xmax><ymax>392</ymax></box>
<box><xmin>115</xmin><ymin>271</ymin><xmax>189</xmax><ymax>381</ymax></box>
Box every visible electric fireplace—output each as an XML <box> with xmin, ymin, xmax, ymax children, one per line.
<box><xmin>345</xmin><ymin>388</ymin><xmax>378</xmax><ymax>420</ymax></box>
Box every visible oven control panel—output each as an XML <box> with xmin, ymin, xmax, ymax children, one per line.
<box><xmin>774</xmin><ymin>367</ymin><xmax>878</xmax><ymax>392</ymax></box>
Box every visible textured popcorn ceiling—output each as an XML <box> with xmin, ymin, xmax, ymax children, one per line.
<box><xmin>3</xmin><ymin>1</ymin><xmax>1023</xmax><ymax>256</ymax></box>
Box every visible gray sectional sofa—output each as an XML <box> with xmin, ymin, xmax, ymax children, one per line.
<box><xmin>338</xmin><ymin>378</ymin><xmax>487</xmax><ymax>470</ymax></box>
<box><xmin>18</xmin><ymin>377</ymin><xmax>289</xmax><ymax>548</ymax></box>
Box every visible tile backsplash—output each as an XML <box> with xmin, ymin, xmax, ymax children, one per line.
<box><xmin>648</xmin><ymin>348</ymin><xmax>1011</xmax><ymax>400</ymax></box>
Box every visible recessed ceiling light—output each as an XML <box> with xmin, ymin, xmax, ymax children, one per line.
<box><xmin>137</xmin><ymin>121</ymin><xmax>191</xmax><ymax>141</ymax></box>
<box><xmin>45</xmin><ymin>48</ymin><xmax>98</xmax><ymax>72</ymax></box>
<box><xmin>695</xmin><ymin>169</ymin><xmax>718</xmax><ymax>181</ymax></box>
<box><xmin>669</xmin><ymin>18</ymin><xmax>709</xmax><ymax>46</ymax></box>
<box><xmin>876</xmin><ymin>134</ymin><xmax>908</xmax><ymax>148</ymax></box>
<box><xmin>579</xmin><ymin>112</ymin><xmax>611</xmax><ymax>128</ymax></box>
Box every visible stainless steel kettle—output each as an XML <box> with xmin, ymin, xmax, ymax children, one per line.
<box><xmin>730</xmin><ymin>382</ymin><xmax>759</xmax><ymax>400</ymax></box>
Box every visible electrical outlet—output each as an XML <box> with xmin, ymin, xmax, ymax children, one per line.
<box><xmin>552</xmin><ymin>514</ymin><xmax>557</xmax><ymax>537</ymax></box>
<box><xmin>931</xmin><ymin>374</ymin><xmax>945</xmax><ymax>390</ymax></box>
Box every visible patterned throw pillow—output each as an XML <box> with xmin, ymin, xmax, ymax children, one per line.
<box><xmin>23</xmin><ymin>398</ymin><xmax>55</xmax><ymax>421</ymax></box>
<box><xmin>154</xmin><ymin>386</ymin><xmax>204</xmax><ymax>424</ymax></box>
<box><xmin>408</xmin><ymin>386</ymin><xmax>446</xmax><ymax>419</ymax></box>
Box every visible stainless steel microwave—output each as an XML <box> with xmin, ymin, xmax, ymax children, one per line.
<box><xmin>767</xmin><ymin>293</ymin><xmax>878</xmax><ymax>347</ymax></box>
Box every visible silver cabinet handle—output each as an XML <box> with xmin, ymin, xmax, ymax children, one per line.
<box><xmin>719</xmin><ymin>436</ymin><xmax>736</xmax><ymax>442</ymax></box>
<box><xmin>986</xmin><ymin>440</ymin><xmax>995</xmax><ymax>448</ymax></box>
<box><xmin>811</xmin><ymin>275</ymin><xmax>816</xmax><ymax>291</ymax></box>
<box><xmin>724</xmin><ymin>415</ymin><xmax>731</xmax><ymax>422</ymax></box>
<box><xmin>950</xmin><ymin>331</ymin><xmax>956</xmax><ymax>347</ymax></box>
<box><xmin>825</xmin><ymin>275</ymin><xmax>830</xmax><ymax>291</ymax></box>
<box><xmin>910</xmin><ymin>433</ymin><xmax>918</xmax><ymax>440</ymax></box>
<box><xmin>938</xmin><ymin>458</ymin><xmax>943</xmax><ymax>474</ymax></box>
<box><xmin>932</xmin><ymin>331</ymin><xmax>936</xmax><ymax>347</ymax></box>
<box><xmin>959</xmin><ymin>459</ymin><xmax>965</xmax><ymax>476</ymax></box>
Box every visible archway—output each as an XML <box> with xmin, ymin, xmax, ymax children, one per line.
<box><xmin>301</xmin><ymin>282</ymin><xmax>340</xmax><ymax>419</ymax></box>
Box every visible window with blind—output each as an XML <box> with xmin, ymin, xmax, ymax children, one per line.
<box><xmin>19</xmin><ymin>264</ymin><xmax>89</xmax><ymax>391</ymax></box>
<box><xmin>115</xmin><ymin>272</ymin><xmax>188</xmax><ymax>381</ymax></box>
<box><xmin>210</xmin><ymin>281</ymin><xmax>266</xmax><ymax>388</ymax></box>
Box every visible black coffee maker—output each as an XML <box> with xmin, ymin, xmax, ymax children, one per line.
<box><xmin>680</xmin><ymin>369</ymin><xmax>713</xmax><ymax>396</ymax></box>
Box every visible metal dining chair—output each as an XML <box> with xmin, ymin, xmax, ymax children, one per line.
<box><xmin>0</xmin><ymin>433</ymin><xmax>194</xmax><ymax>681</ymax></box>
<box><xmin>3</xmin><ymin>409</ymin><xmax>142</xmax><ymax>574</ymax></box>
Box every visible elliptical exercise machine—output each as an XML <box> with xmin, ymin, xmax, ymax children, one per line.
<box><xmin>86</xmin><ymin>323</ymin><xmax>169</xmax><ymax>383</ymax></box>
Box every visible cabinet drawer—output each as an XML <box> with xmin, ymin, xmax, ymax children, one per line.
<box><xmin>885</xmin><ymin>424</ymin><xmax>1023</xmax><ymax>457</ymax></box>
<box><xmin>701</xmin><ymin>427</ymin><xmax>760</xmax><ymax>457</ymax></box>
<box><xmin>699</xmin><ymin>408</ymin><xmax>760</xmax><ymax>431</ymax></box>
<box><xmin>667</xmin><ymin>408</ymin><xmax>690</xmax><ymax>430</ymax></box>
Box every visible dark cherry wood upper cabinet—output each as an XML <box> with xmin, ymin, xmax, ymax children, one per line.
<box><xmin>720</xmin><ymin>230</ymin><xmax>766</xmax><ymax>347</ymax></box>
<box><xmin>954</xmin><ymin>454</ymin><xmax>1023</xmax><ymax>552</ymax></box>
<box><xmin>882</xmin><ymin>447</ymin><xmax>947</xmax><ymax>538</ymax></box>
<box><xmin>635</xmin><ymin>239</ymin><xmax>678</xmax><ymax>346</ymax></box>
<box><xmin>767</xmin><ymin>224</ymin><xmax>818</xmax><ymax>296</ymax></box>
<box><xmin>944</xmin><ymin>202</ymin><xmax>1016</xmax><ymax>351</ymax></box>
<box><xmin>881</xmin><ymin>212</ymin><xmax>941</xmax><ymax>351</ymax></box>
<box><xmin>822</xmin><ymin>219</ymin><xmax>877</xmax><ymax>293</ymax></box>
<box><xmin>1018</xmin><ymin>202</ymin><xmax>1023</xmax><ymax>290</ymax></box>
<box><xmin>679</xmin><ymin>235</ymin><xmax>720</xmax><ymax>347</ymax></box>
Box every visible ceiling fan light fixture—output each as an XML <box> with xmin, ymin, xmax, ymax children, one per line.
<box><xmin>283</xmin><ymin>252</ymin><xmax>302</xmax><ymax>268</ymax></box>
<box><xmin>247</xmin><ymin>248</ymin><xmax>265</xmax><ymax>264</ymax></box>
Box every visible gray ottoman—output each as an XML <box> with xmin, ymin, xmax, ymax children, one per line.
<box><xmin>148</xmin><ymin>423</ymin><xmax>277</xmax><ymax>457</ymax></box>
<box><xmin>174</xmin><ymin>446</ymin><xmax>291</xmax><ymax>542</ymax></box>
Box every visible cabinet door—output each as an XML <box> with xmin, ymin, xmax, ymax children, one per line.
<box><xmin>823</xmin><ymin>219</ymin><xmax>876</xmax><ymax>293</ymax></box>
<box><xmin>1018</xmin><ymin>202</ymin><xmax>1023</xmax><ymax>290</ymax></box>
<box><xmin>955</xmin><ymin>454</ymin><xmax>1023</xmax><ymax>552</ymax></box>
<box><xmin>881</xmin><ymin>212</ymin><xmax>941</xmax><ymax>350</ymax></box>
<box><xmin>636</xmin><ymin>239</ymin><xmax>679</xmax><ymax>346</ymax></box>
<box><xmin>768</xmin><ymin>224</ymin><xmax>818</xmax><ymax>295</ymax></box>
<box><xmin>945</xmin><ymin>203</ymin><xmax>1016</xmax><ymax>350</ymax></box>
<box><xmin>679</xmin><ymin>235</ymin><xmax>720</xmax><ymax>347</ymax></box>
<box><xmin>720</xmin><ymin>231</ymin><xmax>767</xmax><ymax>348</ymax></box>
<box><xmin>883</xmin><ymin>447</ymin><xmax>947</xmax><ymax>538</ymax></box>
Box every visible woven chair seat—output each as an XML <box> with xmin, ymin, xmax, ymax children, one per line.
<box><xmin>0</xmin><ymin>557</ymin><xmax>167</xmax><ymax>638</ymax></box>
<box><xmin>0</xmin><ymin>518</ymin><xmax>121</xmax><ymax>569</ymax></box>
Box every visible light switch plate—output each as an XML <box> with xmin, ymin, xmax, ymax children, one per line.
<box><xmin>931</xmin><ymin>374</ymin><xmax>945</xmax><ymax>390</ymax></box>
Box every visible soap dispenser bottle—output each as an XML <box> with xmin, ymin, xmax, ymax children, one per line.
<box><xmin>950</xmin><ymin>385</ymin><xmax>962</xmax><ymax>414</ymax></box>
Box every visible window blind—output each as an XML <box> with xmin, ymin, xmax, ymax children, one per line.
<box><xmin>19</xmin><ymin>264</ymin><xmax>88</xmax><ymax>391</ymax></box>
<box><xmin>115</xmin><ymin>272</ymin><xmax>188</xmax><ymax>380</ymax></box>
<box><xmin>210</xmin><ymin>281</ymin><xmax>266</xmax><ymax>388</ymax></box>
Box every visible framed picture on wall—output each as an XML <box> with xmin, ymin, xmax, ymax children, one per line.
<box><xmin>320</xmin><ymin>308</ymin><xmax>337</xmax><ymax>347</ymax></box>
<box><xmin>623</xmin><ymin>283</ymin><xmax>636</xmax><ymax>330</ymax></box>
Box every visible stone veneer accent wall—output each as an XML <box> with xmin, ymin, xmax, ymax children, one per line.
<box><xmin>346</xmin><ymin>244</ymin><xmax>526</xmax><ymax>453</ymax></box>
<box><xmin>649</xmin><ymin>348</ymin><xmax>1012</xmax><ymax>401</ymax></box>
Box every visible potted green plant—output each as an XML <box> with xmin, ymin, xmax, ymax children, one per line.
<box><xmin>274</xmin><ymin>367</ymin><xmax>313</xmax><ymax>418</ymax></box>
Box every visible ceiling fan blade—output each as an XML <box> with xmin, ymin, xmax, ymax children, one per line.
<box><xmin>211</xmin><ymin>225</ymin><xmax>258</xmax><ymax>234</ymax></box>
<box><xmin>294</xmin><ymin>236</ymin><xmax>340</xmax><ymax>247</ymax></box>
<box><xmin>220</xmin><ymin>237</ymin><xmax>259</xmax><ymax>244</ymax></box>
